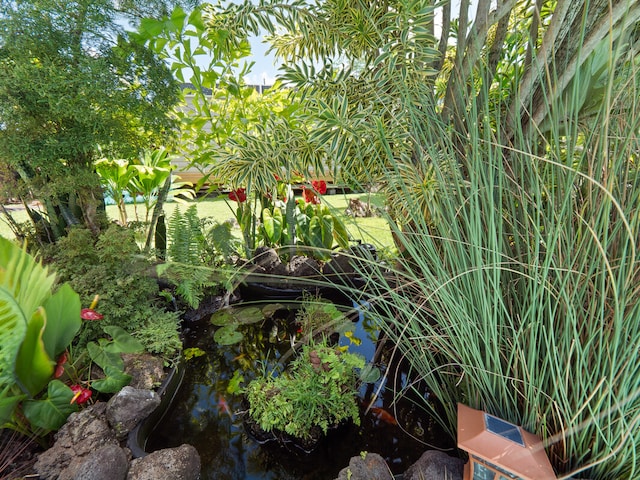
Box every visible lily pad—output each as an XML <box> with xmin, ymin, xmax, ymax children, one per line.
<box><xmin>233</xmin><ymin>306</ymin><xmax>265</xmax><ymax>325</ymax></box>
<box><xmin>261</xmin><ymin>303</ymin><xmax>287</xmax><ymax>318</ymax></box>
<box><xmin>211</xmin><ymin>308</ymin><xmax>237</xmax><ymax>326</ymax></box>
<box><xmin>214</xmin><ymin>325</ymin><xmax>244</xmax><ymax>345</ymax></box>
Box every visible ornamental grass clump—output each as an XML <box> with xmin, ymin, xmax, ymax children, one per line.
<box><xmin>341</xmin><ymin>26</ymin><xmax>640</xmax><ymax>480</ymax></box>
<box><xmin>358</xmin><ymin>75</ymin><xmax>640</xmax><ymax>480</ymax></box>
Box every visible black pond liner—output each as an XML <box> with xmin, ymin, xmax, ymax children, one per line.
<box><xmin>127</xmin><ymin>361</ymin><xmax>186</xmax><ymax>458</ymax></box>
<box><xmin>238</xmin><ymin>275</ymin><xmax>367</xmax><ymax>302</ymax></box>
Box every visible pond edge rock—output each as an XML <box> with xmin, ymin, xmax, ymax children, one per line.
<box><xmin>34</xmin><ymin>355</ymin><xmax>200</xmax><ymax>480</ymax></box>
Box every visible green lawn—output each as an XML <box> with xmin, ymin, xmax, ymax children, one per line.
<box><xmin>1</xmin><ymin>193</ymin><xmax>395</xmax><ymax>253</ymax></box>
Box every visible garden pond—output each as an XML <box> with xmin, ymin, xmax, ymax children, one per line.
<box><xmin>139</xmin><ymin>292</ymin><xmax>454</xmax><ymax>479</ymax></box>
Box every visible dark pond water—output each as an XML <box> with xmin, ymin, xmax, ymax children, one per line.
<box><xmin>145</xmin><ymin>293</ymin><xmax>453</xmax><ymax>480</ymax></box>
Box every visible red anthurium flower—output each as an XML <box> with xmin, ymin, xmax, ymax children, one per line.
<box><xmin>311</xmin><ymin>180</ymin><xmax>327</xmax><ymax>195</ymax></box>
<box><xmin>70</xmin><ymin>385</ymin><xmax>92</xmax><ymax>405</ymax></box>
<box><xmin>81</xmin><ymin>308</ymin><xmax>104</xmax><ymax>321</ymax></box>
<box><xmin>303</xmin><ymin>187</ymin><xmax>320</xmax><ymax>204</ymax></box>
<box><xmin>229</xmin><ymin>188</ymin><xmax>247</xmax><ymax>203</ymax></box>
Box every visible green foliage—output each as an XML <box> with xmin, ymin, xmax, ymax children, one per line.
<box><xmin>87</xmin><ymin>326</ymin><xmax>145</xmax><ymax>393</ymax></box>
<box><xmin>134</xmin><ymin>5</ymin><xmax>294</xmax><ymax>192</ymax></box>
<box><xmin>355</xmin><ymin>35</ymin><xmax>640</xmax><ymax>480</ymax></box>
<box><xmin>257</xmin><ymin>188</ymin><xmax>350</xmax><ymax>260</ymax></box>
<box><xmin>22</xmin><ymin>380</ymin><xmax>77</xmax><ymax>431</ymax></box>
<box><xmin>95</xmin><ymin>158</ymin><xmax>138</xmax><ymax>226</ymax></box>
<box><xmin>210</xmin><ymin>306</ymin><xmax>265</xmax><ymax>346</ymax></box>
<box><xmin>134</xmin><ymin>314</ymin><xmax>183</xmax><ymax>364</ymax></box>
<box><xmin>168</xmin><ymin>205</ymin><xmax>205</xmax><ymax>264</ymax></box>
<box><xmin>295</xmin><ymin>294</ymin><xmax>351</xmax><ymax>338</ymax></box>
<box><xmin>51</xmin><ymin>225</ymin><xmax>180</xmax><ymax>361</ymax></box>
<box><xmin>162</xmin><ymin>205</ymin><xmax>229</xmax><ymax>308</ymax></box>
<box><xmin>294</xmin><ymin>201</ymin><xmax>350</xmax><ymax>258</ymax></box>
<box><xmin>0</xmin><ymin>0</ymin><xmax>180</xmax><ymax>242</ymax></box>
<box><xmin>0</xmin><ymin>237</ymin><xmax>82</xmax><ymax>434</ymax></box>
<box><xmin>206</xmin><ymin>220</ymin><xmax>240</xmax><ymax>264</ymax></box>
<box><xmin>245</xmin><ymin>340</ymin><xmax>364</xmax><ymax>440</ymax></box>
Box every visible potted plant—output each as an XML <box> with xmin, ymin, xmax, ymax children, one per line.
<box><xmin>243</xmin><ymin>339</ymin><xmax>364</xmax><ymax>452</ymax></box>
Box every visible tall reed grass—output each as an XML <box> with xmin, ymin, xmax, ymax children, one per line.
<box><xmin>357</xmin><ymin>35</ymin><xmax>640</xmax><ymax>480</ymax></box>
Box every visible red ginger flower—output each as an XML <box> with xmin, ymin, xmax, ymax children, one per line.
<box><xmin>229</xmin><ymin>188</ymin><xmax>247</xmax><ymax>203</ymax></box>
<box><xmin>311</xmin><ymin>180</ymin><xmax>327</xmax><ymax>195</ymax></box>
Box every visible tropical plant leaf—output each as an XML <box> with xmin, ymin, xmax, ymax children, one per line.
<box><xmin>0</xmin><ymin>237</ymin><xmax>55</xmax><ymax>328</ymax></box>
<box><xmin>87</xmin><ymin>339</ymin><xmax>124</xmax><ymax>371</ymax></box>
<box><xmin>102</xmin><ymin>326</ymin><xmax>144</xmax><ymax>354</ymax></box>
<box><xmin>41</xmin><ymin>283</ymin><xmax>81</xmax><ymax>360</ymax></box>
<box><xmin>233</xmin><ymin>306</ymin><xmax>264</xmax><ymax>325</ymax></box>
<box><xmin>91</xmin><ymin>366</ymin><xmax>132</xmax><ymax>394</ymax></box>
<box><xmin>23</xmin><ymin>380</ymin><xmax>77</xmax><ymax>431</ymax></box>
<box><xmin>0</xmin><ymin>287</ymin><xmax>27</xmax><ymax>386</ymax></box>
<box><xmin>0</xmin><ymin>385</ymin><xmax>25</xmax><ymax>426</ymax></box>
<box><xmin>332</xmin><ymin>217</ymin><xmax>350</xmax><ymax>249</ymax></box>
<box><xmin>15</xmin><ymin>308</ymin><xmax>53</xmax><ymax>397</ymax></box>
<box><xmin>210</xmin><ymin>308</ymin><xmax>237</xmax><ymax>326</ymax></box>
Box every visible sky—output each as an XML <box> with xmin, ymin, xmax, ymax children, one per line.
<box><xmin>242</xmin><ymin>33</ymin><xmax>280</xmax><ymax>86</ymax></box>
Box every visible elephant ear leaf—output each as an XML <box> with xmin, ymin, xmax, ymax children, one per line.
<box><xmin>23</xmin><ymin>380</ymin><xmax>77</xmax><ymax>431</ymax></box>
<box><xmin>0</xmin><ymin>287</ymin><xmax>28</xmax><ymax>386</ymax></box>
<box><xmin>91</xmin><ymin>366</ymin><xmax>132</xmax><ymax>394</ymax></box>
<box><xmin>41</xmin><ymin>283</ymin><xmax>81</xmax><ymax>359</ymax></box>
<box><xmin>15</xmin><ymin>307</ymin><xmax>54</xmax><ymax>397</ymax></box>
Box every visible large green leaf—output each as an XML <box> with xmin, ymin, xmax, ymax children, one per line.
<box><xmin>102</xmin><ymin>326</ymin><xmax>144</xmax><ymax>354</ymax></box>
<box><xmin>321</xmin><ymin>214</ymin><xmax>334</xmax><ymax>250</ymax></box>
<box><xmin>91</xmin><ymin>366</ymin><xmax>132</xmax><ymax>394</ymax></box>
<box><xmin>332</xmin><ymin>217</ymin><xmax>350</xmax><ymax>249</ymax></box>
<box><xmin>41</xmin><ymin>283</ymin><xmax>81</xmax><ymax>360</ymax></box>
<box><xmin>87</xmin><ymin>339</ymin><xmax>124</xmax><ymax>371</ymax></box>
<box><xmin>307</xmin><ymin>216</ymin><xmax>323</xmax><ymax>249</ymax></box>
<box><xmin>0</xmin><ymin>237</ymin><xmax>55</xmax><ymax>327</ymax></box>
<box><xmin>23</xmin><ymin>380</ymin><xmax>77</xmax><ymax>431</ymax></box>
<box><xmin>262</xmin><ymin>208</ymin><xmax>283</xmax><ymax>245</ymax></box>
<box><xmin>214</xmin><ymin>325</ymin><xmax>243</xmax><ymax>345</ymax></box>
<box><xmin>15</xmin><ymin>308</ymin><xmax>53</xmax><ymax>397</ymax></box>
<box><xmin>210</xmin><ymin>307</ymin><xmax>237</xmax><ymax>326</ymax></box>
<box><xmin>0</xmin><ymin>287</ymin><xmax>28</xmax><ymax>385</ymax></box>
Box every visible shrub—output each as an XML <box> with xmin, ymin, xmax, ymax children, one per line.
<box><xmin>51</xmin><ymin>225</ymin><xmax>181</xmax><ymax>360</ymax></box>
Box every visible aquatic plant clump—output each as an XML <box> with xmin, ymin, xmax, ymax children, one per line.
<box><xmin>244</xmin><ymin>342</ymin><xmax>365</xmax><ymax>440</ymax></box>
